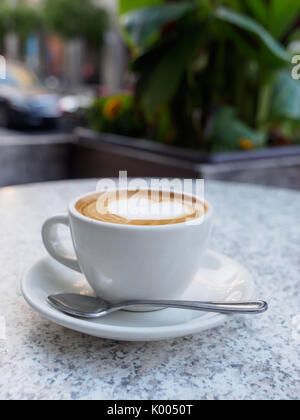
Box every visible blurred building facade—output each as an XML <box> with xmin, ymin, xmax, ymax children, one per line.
<box><xmin>4</xmin><ymin>0</ymin><xmax>126</xmax><ymax>92</ymax></box>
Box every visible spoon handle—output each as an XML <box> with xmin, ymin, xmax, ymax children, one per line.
<box><xmin>112</xmin><ymin>300</ymin><xmax>268</xmax><ymax>314</ymax></box>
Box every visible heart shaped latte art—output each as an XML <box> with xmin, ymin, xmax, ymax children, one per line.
<box><xmin>76</xmin><ymin>190</ymin><xmax>205</xmax><ymax>226</ymax></box>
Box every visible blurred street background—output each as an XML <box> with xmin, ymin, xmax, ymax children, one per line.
<box><xmin>0</xmin><ymin>0</ymin><xmax>124</xmax><ymax>136</ymax></box>
<box><xmin>2</xmin><ymin>0</ymin><xmax>123</xmax><ymax>91</ymax></box>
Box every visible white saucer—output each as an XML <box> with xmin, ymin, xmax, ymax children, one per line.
<box><xmin>21</xmin><ymin>251</ymin><xmax>254</xmax><ymax>342</ymax></box>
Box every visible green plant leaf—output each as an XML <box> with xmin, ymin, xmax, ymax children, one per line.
<box><xmin>222</xmin><ymin>1</ymin><xmax>243</xmax><ymax>13</ymax></box>
<box><xmin>222</xmin><ymin>1</ymin><xmax>300</xmax><ymax>39</ymax></box>
<box><xmin>215</xmin><ymin>7</ymin><xmax>290</xmax><ymax>63</ymax></box>
<box><xmin>120</xmin><ymin>3</ymin><xmax>198</xmax><ymax>51</ymax></box>
<box><xmin>270</xmin><ymin>71</ymin><xmax>300</xmax><ymax>121</ymax></box>
<box><xmin>136</xmin><ymin>27</ymin><xmax>201</xmax><ymax>119</ymax></box>
<box><xmin>287</xmin><ymin>28</ymin><xmax>300</xmax><ymax>46</ymax></box>
<box><xmin>119</xmin><ymin>0</ymin><xmax>162</xmax><ymax>16</ymax></box>
<box><xmin>137</xmin><ymin>46</ymin><xmax>186</xmax><ymax>120</ymax></box>
<box><xmin>207</xmin><ymin>107</ymin><xmax>267</xmax><ymax>151</ymax></box>
<box><xmin>244</xmin><ymin>0</ymin><xmax>268</xmax><ymax>26</ymax></box>
<box><xmin>269</xmin><ymin>0</ymin><xmax>300</xmax><ymax>39</ymax></box>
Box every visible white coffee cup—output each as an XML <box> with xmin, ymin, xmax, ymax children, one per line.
<box><xmin>42</xmin><ymin>190</ymin><xmax>213</xmax><ymax>307</ymax></box>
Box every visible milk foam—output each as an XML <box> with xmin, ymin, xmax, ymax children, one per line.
<box><xmin>108</xmin><ymin>198</ymin><xmax>192</xmax><ymax>220</ymax></box>
<box><xmin>76</xmin><ymin>190</ymin><xmax>204</xmax><ymax>226</ymax></box>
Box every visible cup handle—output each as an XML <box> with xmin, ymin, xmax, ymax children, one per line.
<box><xmin>42</xmin><ymin>214</ymin><xmax>81</xmax><ymax>273</ymax></box>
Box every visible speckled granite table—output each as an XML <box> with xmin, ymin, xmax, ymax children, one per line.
<box><xmin>0</xmin><ymin>179</ymin><xmax>299</xmax><ymax>400</ymax></box>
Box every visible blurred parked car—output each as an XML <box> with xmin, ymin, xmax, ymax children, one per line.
<box><xmin>58</xmin><ymin>93</ymin><xmax>94</xmax><ymax>129</ymax></box>
<box><xmin>0</xmin><ymin>62</ymin><xmax>63</xmax><ymax>128</ymax></box>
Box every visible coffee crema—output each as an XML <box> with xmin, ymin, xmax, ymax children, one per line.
<box><xmin>75</xmin><ymin>190</ymin><xmax>207</xmax><ymax>226</ymax></box>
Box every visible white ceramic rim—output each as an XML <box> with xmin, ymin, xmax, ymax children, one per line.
<box><xmin>68</xmin><ymin>189</ymin><xmax>213</xmax><ymax>230</ymax></box>
<box><xmin>21</xmin><ymin>254</ymin><xmax>254</xmax><ymax>341</ymax></box>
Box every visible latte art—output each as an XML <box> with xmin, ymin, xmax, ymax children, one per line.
<box><xmin>108</xmin><ymin>198</ymin><xmax>195</xmax><ymax>220</ymax></box>
<box><xmin>76</xmin><ymin>190</ymin><xmax>207</xmax><ymax>226</ymax></box>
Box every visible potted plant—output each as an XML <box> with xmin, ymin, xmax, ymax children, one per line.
<box><xmin>77</xmin><ymin>0</ymin><xmax>300</xmax><ymax>184</ymax></box>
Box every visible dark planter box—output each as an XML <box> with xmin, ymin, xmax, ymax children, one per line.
<box><xmin>73</xmin><ymin>128</ymin><xmax>300</xmax><ymax>190</ymax></box>
<box><xmin>72</xmin><ymin>128</ymin><xmax>199</xmax><ymax>179</ymax></box>
<box><xmin>1</xmin><ymin>129</ymin><xmax>299</xmax><ymax>190</ymax></box>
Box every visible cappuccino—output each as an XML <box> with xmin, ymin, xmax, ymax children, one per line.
<box><xmin>75</xmin><ymin>190</ymin><xmax>207</xmax><ymax>226</ymax></box>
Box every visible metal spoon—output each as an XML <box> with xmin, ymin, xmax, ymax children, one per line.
<box><xmin>48</xmin><ymin>294</ymin><xmax>268</xmax><ymax>319</ymax></box>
